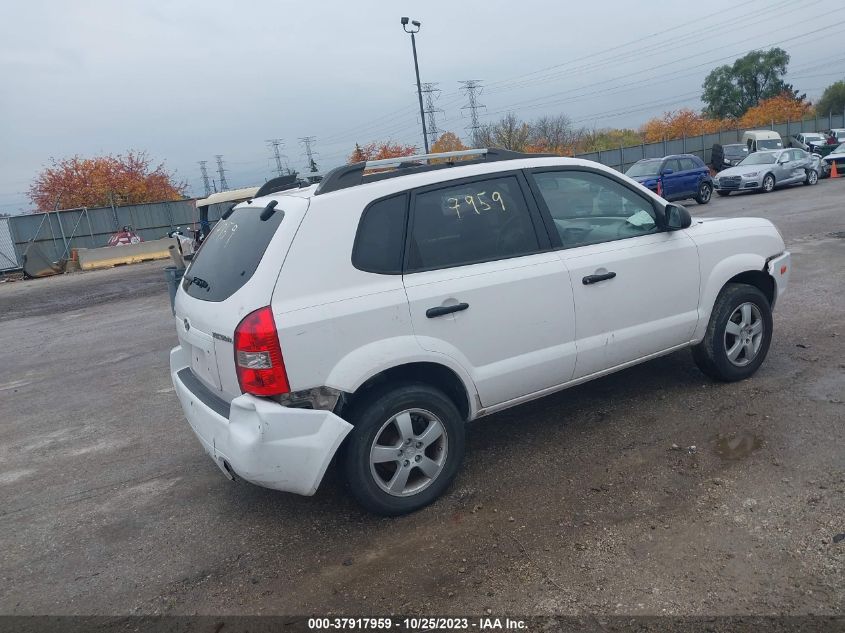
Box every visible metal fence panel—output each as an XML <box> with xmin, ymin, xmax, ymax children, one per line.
<box><xmin>0</xmin><ymin>217</ymin><xmax>19</xmax><ymax>271</ymax></box>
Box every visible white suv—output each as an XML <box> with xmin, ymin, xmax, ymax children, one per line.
<box><xmin>170</xmin><ymin>149</ymin><xmax>790</xmax><ymax>515</ymax></box>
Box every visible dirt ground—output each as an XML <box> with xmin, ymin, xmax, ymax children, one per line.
<box><xmin>0</xmin><ymin>179</ymin><xmax>843</xmax><ymax>617</ymax></box>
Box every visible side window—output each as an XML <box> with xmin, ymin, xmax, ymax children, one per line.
<box><xmin>531</xmin><ymin>170</ymin><xmax>660</xmax><ymax>249</ymax></box>
<box><xmin>352</xmin><ymin>194</ymin><xmax>407</xmax><ymax>274</ymax></box>
<box><xmin>679</xmin><ymin>157</ymin><xmax>697</xmax><ymax>171</ymax></box>
<box><xmin>663</xmin><ymin>158</ymin><xmax>681</xmax><ymax>173</ymax></box>
<box><xmin>406</xmin><ymin>175</ymin><xmax>540</xmax><ymax>272</ymax></box>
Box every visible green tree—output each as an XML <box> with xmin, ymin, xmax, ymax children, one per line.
<box><xmin>815</xmin><ymin>80</ymin><xmax>845</xmax><ymax>116</ymax></box>
<box><xmin>702</xmin><ymin>48</ymin><xmax>801</xmax><ymax>119</ymax></box>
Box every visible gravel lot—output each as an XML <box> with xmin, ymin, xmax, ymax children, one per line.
<box><xmin>1</xmin><ymin>179</ymin><xmax>843</xmax><ymax>617</ymax></box>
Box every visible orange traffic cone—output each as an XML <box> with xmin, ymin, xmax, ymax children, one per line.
<box><xmin>831</xmin><ymin>161</ymin><xmax>839</xmax><ymax>178</ymax></box>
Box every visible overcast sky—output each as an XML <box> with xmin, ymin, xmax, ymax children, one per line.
<box><xmin>0</xmin><ymin>0</ymin><xmax>841</xmax><ymax>212</ymax></box>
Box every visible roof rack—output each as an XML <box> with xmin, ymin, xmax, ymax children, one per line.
<box><xmin>314</xmin><ymin>148</ymin><xmax>551</xmax><ymax>196</ymax></box>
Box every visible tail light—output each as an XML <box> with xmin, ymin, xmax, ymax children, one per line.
<box><xmin>233</xmin><ymin>306</ymin><xmax>290</xmax><ymax>396</ymax></box>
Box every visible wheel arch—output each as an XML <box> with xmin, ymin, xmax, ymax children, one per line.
<box><xmin>341</xmin><ymin>361</ymin><xmax>473</xmax><ymax>422</ymax></box>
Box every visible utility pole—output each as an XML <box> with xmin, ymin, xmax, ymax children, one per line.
<box><xmin>197</xmin><ymin>161</ymin><xmax>212</xmax><ymax>197</ymax></box>
<box><xmin>299</xmin><ymin>136</ymin><xmax>319</xmax><ymax>173</ymax></box>
<box><xmin>421</xmin><ymin>83</ymin><xmax>443</xmax><ymax>147</ymax></box>
<box><xmin>459</xmin><ymin>80</ymin><xmax>486</xmax><ymax>147</ymax></box>
<box><xmin>266</xmin><ymin>139</ymin><xmax>286</xmax><ymax>177</ymax></box>
<box><xmin>214</xmin><ymin>155</ymin><xmax>229</xmax><ymax>191</ymax></box>
<box><xmin>401</xmin><ymin>17</ymin><xmax>429</xmax><ymax>154</ymax></box>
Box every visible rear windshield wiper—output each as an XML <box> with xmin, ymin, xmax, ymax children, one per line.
<box><xmin>186</xmin><ymin>276</ymin><xmax>209</xmax><ymax>290</ymax></box>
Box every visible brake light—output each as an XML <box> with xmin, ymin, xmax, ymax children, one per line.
<box><xmin>233</xmin><ymin>306</ymin><xmax>290</xmax><ymax>396</ymax></box>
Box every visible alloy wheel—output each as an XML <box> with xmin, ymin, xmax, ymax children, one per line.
<box><xmin>724</xmin><ymin>302</ymin><xmax>764</xmax><ymax>367</ymax></box>
<box><xmin>369</xmin><ymin>408</ymin><xmax>448</xmax><ymax>497</ymax></box>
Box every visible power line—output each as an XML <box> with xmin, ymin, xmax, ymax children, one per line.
<box><xmin>214</xmin><ymin>155</ymin><xmax>229</xmax><ymax>191</ymax></box>
<box><xmin>266</xmin><ymin>139</ymin><xmax>287</xmax><ymax>176</ymax></box>
<box><xmin>459</xmin><ymin>80</ymin><xmax>486</xmax><ymax>147</ymax></box>
<box><xmin>299</xmin><ymin>136</ymin><xmax>319</xmax><ymax>173</ymax></box>
<box><xmin>197</xmin><ymin>161</ymin><xmax>212</xmax><ymax>197</ymax></box>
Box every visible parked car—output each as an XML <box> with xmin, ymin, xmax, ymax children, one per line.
<box><xmin>170</xmin><ymin>148</ymin><xmax>791</xmax><ymax>515</ymax></box>
<box><xmin>789</xmin><ymin>132</ymin><xmax>827</xmax><ymax>152</ymax></box>
<box><xmin>711</xmin><ymin>143</ymin><xmax>749</xmax><ymax>171</ymax></box>
<box><xmin>714</xmin><ymin>148</ymin><xmax>820</xmax><ymax>195</ymax></box>
<box><xmin>819</xmin><ymin>142</ymin><xmax>845</xmax><ymax>176</ymax></box>
<box><xmin>625</xmin><ymin>154</ymin><xmax>713</xmax><ymax>204</ymax></box>
<box><xmin>741</xmin><ymin>130</ymin><xmax>784</xmax><ymax>153</ymax></box>
<box><xmin>824</xmin><ymin>128</ymin><xmax>845</xmax><ymax>145</ymax></box>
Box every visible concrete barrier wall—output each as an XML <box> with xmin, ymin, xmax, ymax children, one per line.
<box><xmin>76</xmin><ymin>237</ymin><xmax>177</xmax><ymax>271</ymax></box>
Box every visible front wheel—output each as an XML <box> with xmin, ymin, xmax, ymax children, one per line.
<box><xmin>695</xmin><ymin>182</ymin><xmax>713</xmax><ymax>204</ymax></box>
<box><xmin>341</xmin><ymin>383</ymin><xmax>465</xmax><ymax>515</ymax></box>
<box><xmin>692</xmin><ymin>283</ymin><xmax>773</xmax><ymax>382</ymax></box>
<box><xmin>804</xmin><ymin>169</ymin><xmax>818</xmax><ymax>185</ymax></box>
<box><xmin>761</xmin><ymin>173</ymin><xmax>775</xmax><ymax>193</ymax></box>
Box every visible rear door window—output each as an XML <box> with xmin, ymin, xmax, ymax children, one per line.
<box><xmin>679</xmin><ymin>157</ymin><xmax>697</xmax><ymax>171</ymax></box>
<box><xmin>183</xmin><ymin>204</ymin><xmax>285</xmax><ymax>301</ymax></box>
<box><xmin>352</xmin><ymin>194</ymin><xmax>407</xmax><ymax>274</ymax></box>
<box><xmin>406</xmin><ymin>175</ymin><xmax>541</xmax><ymax>272</ymax></box>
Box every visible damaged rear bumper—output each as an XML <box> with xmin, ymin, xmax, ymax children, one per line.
<box><xmin>170</xmin><ymin>345</ymin><xmax>352</xmax><ymax>496</ymax></box>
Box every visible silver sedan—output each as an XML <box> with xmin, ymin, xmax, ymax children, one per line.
<box><xmin>714</xmin><ymin>148</ymin><xmax>820</xmax><ymax>196</ymax></box>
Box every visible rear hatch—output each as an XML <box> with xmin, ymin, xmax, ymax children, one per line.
<box><xmin>174</xmin><ymin>193</ymin><xmax>310</xmax><ymax>402</ymax></box>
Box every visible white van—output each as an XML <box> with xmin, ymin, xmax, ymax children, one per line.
<box><xmin>741</xmin><ymin>130</ymin><xmax>784</xmax><ymax>153</ymax></box>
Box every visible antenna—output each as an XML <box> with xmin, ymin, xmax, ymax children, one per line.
<box><xmin>459</xmin><ymin>80</ymin><xmax>486</xmax><ymax>147</ymax></box>
<box><xmin>214</xmin><ymin>155</ymin><xmax>229</xmax><ymax>191</ymax></box>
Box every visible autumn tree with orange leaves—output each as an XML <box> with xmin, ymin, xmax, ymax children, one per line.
<box><xmin>738</xmin><ymin>93</ymin><xmax>813</xmax><ymax>128</ymax></box>
<box><xmin>640</xmin><ymin>109</ymin><xmax>728</xmax><ymax>143</ymax></box>
<box><xmin>28</xmin><ymin>151</ymin><xmax>186</xmax><ymax>211</ymax></box>
<box><xmin>348</xmin><ymin>141</ymin><xmax>417</xmax><ymax>163</ymax></box>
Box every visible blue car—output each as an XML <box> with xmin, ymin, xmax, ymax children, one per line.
<box><xmin>625</xmin><ymin>154</ymin><xmax>714</xmax><ymax>204</ymax></box>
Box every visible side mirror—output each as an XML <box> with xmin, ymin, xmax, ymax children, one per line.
<box><xmin>778</xmin><ymin>156</ymin><xmax>788</xmax><ymax>164</ymax></box>
<box><xmin>665</xmin><ymin>204</ymin><xmax>692</xmax><ymax>231</ymax></box>
<box><xmin>662</xmin><ymin>168</ymin><xmax>674</xmax><ymax>175</ymax></box>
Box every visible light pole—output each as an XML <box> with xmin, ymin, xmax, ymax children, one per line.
<box><xmin>401</xmin><ymin>17</ymin><xmax>429</xmax><ymax>154</ymax></box>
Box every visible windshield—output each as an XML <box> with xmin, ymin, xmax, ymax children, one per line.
<box><xmin>740</xmin><ymin>153</ymin><xmax>777</xmax><ymax>165</ymax></box>
<box><xmin>756</xmin><ymin>139</ymin><xmax>782</xmax><ymax>150</ymax></box>
<box><xmin>183</xmin><ymin>203</ymin><xmax>286</xmax><ymax>302</ymax></box>
<box><xmin>625</xmin><ymin>160</ymin><xmax>662</xmax><ymax>178</ymax></box>
<box><xmin>724</xmin><ymin>145</ymin><xmax>748</xmax><ymax>157</ymax></box>
<box><xmin>804</xmin><ymin>134</ymin><xmax>824</xmax><ymax>142</ymax></box>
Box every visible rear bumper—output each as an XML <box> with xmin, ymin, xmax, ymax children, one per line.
<box><xmin>766</xmin><ymin>251</ymin><xmax>791</xmax><ymax>310</ymax></box>
<box><xmin>170</xmin><ymin>345</ymin><xmax>352</xmax><ymax>496</ymax></box>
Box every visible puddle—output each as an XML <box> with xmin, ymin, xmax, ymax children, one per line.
<box><xmin>715</xmin><ymin>432</ymin><xmax>763</xmax><ymax>460</ymax></box>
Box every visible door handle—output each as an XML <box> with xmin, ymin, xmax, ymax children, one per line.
<box><xmin>582</xmin><ymin>272</ymin><xmax>616</xmax><ymax>285</ymax></box>
<box><xmin>426</xmin><ymin>302</ymin><xmax>469</xmax><ymax>318</ymax></box>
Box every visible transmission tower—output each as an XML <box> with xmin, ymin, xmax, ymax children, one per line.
<box><xmin>197</xmin><ymin>161</ymin><xmax>212</xmax><ymax>197</ymax></box>
<box><xmin>421</xmin><ymin>83</ymin><xmax>443</xmax><ymax>147</ymax></box>
<box><xmin>214</xmin><ymin>155</ymin><xmax>229</xmax><ymax>190</ymax></box>
<box><xmin>266</xmin><ymin>139</ymin><xmax>287</xmax><ymax>177</ymax></box>
<box><xmin>459</xmin><ymin>80</ymin><xmax>486</xmax><ymax>147</ymax></box>
<box><xmin>299</xmin><ymin>136</ymin><xmax>319</xmax><ymax>173</ymax></box>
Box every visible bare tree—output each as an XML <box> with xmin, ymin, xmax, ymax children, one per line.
<box><xmin>490</xmin><ymin>112</ymin><xmax>531</xmax><ymax>151</ymax></box>
<box><xmin>529</xmin><ymin>114</ymin><xmax>573</xmax><ymax>153</ymax></box>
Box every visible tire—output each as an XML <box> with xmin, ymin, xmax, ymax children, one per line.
<box><xmin>716</xmin><ymin>190</ymin><xmax>731</xmax><ymax>197</ymax></box>
<box><xmin>761</xmin><ymin>173</ymin><xmax>775</xmax><ymax>193</ymax></box>
<box><xmin>695</xmin><ymin>182</ymin><xmax>713</xmax><ymax>204</ymax></box>
<box><xmin>692</xmin><ymin>283</ymin><xmax>773</xmax><ymax>382</ymax></box>
<box><xmin>804</xmin><ymin>169</ymin><xmax>818</xmax><ymax>186</ymax></box>
<box><xmin>341</xmin><ymin>382</ymin><xmax>465</xmax><ymax>515</ymax></box>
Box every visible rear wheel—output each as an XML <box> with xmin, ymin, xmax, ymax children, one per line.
<box><xmin>692</xmin><ymin>283</ymin><xmax>773</xmax><ymax>382</ymax></box>
<box><xmin>342</xmin><ymin>383</ymin><xmax>465</xmax><ymax>515</ymax></box>
<box><xmin>804</xmin><ymin>169</ymin><xmax>818</xmax><ymax>185</ymax></box>
<box><xmin>695</xmin><ymin>182</ymin><xmax>713</xmax><ymax>204</ymax></box>
<box><xmin>761</xmin><ymin>173</ymin><xmax>775</xmax><ymax>193</ymax></box>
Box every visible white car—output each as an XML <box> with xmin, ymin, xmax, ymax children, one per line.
<box><xmin>170</xmin><ymin>149</ymin><xmax>791</xmax><ymax>515</ymax></box>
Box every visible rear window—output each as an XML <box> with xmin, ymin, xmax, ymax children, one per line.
<box><xmin>182</xmin><ymin>204</ymin><xmax>285</xmax><ymax>301</ymax></box>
